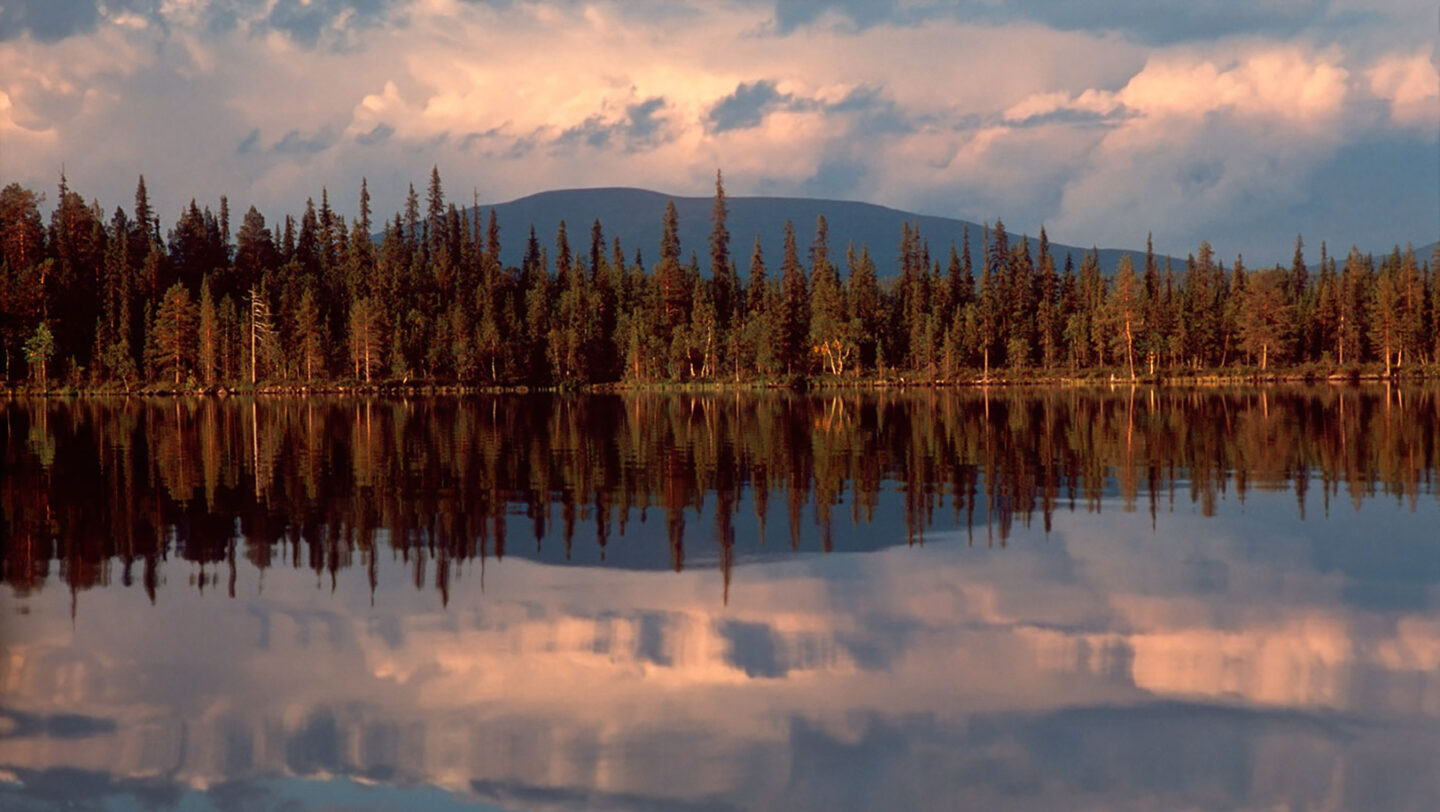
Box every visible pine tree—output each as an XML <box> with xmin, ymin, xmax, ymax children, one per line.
<box><xmin>1219</xmin><ymin>258</ymin><xmax>1241</xmax><ymax>366</ymax></box>
<box><xmin>1005</xmin><ymin>234</ymin><xmax>1036</xmax><ymax>368</ymax></box>
<box><xmin>708</xmin><ymin>170</ymin><xmax>735</xmax><ymax>328</ymax></box>
<box><xmin>198</xmin><ymin>275</ymin><xmax>219</xmax><ymax>384</ymax></box>
<box><xmin>896</xmin><ymin>222</ymin><xmax>928</xmax><ymax>369</ymax></box>
<box><xmin>1339</xmin><ymin>246</ymin><xmax>1371</xmax><ymax>365</ymax></box>
<box><xmin>1288</xmin><ymin>234</ymin><xmax>1310</xmax><ymax>359</ymax></box>
<box><xmin>348</xmin><ymin>297</ymin><xmax>383</xmax><ymax>383</ymax></box>
<box><xmin>48</xmin><ymin>173</ymin><xmax>104</xmax><ymax>367</ymax></box>
<box><xmin>233</xmin><ymin>204</ymin><xmax>276</xmax><ymax>283</ymax></box>
<box><xmin>1239</xmin><ymin>268</ymin><xmax>1291</xmax><ymax>371</ymax></box>
<box><xmin>426</xmin><ymin>166</ymin><xmax>446</xmax><ymax>257</ymax></box>
<box><xmin>294</xmin><ymin>287</ymin><xmax>326</xmax><ymax>381</ymax></box>
<box><xmin>809</xmin><ymin>217</ymin><xmax>851</xmax><ymax>375</ymax></box>
<box><xmin>1</xmin><ymin>181</ymin><xmax>46</xmax><ymax>272</ymax></box>
<box><xmin>148</xmin><ymin>282</ymin><xmax>198</xmax><ymax>385</ymax></box>
<box><xmin>1398</xmin><ymin>245</ymin><xmax>1424</xmax><ymax>368</ymax></box>
<box><xmin>1141</xmin><ymin>233</ymin><xmax>1164</xmax><ymax>373</ymax></box>
<box><xmin>1313</xmin><ymin>249</ymin><xmax>1340</xmax><ymax>363</ymax></box>
<box><xmin>131</xmin><ymin>175</ymin><xmax>156</xmax><ymax>269</ymax></box>
<box><xmin>554</xmin><ymin>220</ymin><xmax>573</xmax><ymax>288</ymax></box>
<box><xmin>23</xmin><ymin>321</ymin><xmax>54</xmax><ymax>385</ymax></box>
<box><xmin>1034</xmin><ymin>227</ymin><xmax>1061</xmax><ymax>369</ymax></box>
<box><xmin>248</xmin><ymin>284</ymin><xmax>279</xmax><ymax>383</ymax></box>
<box><xmin>294</xmin><ymin>198</ymin><xmax>321</xmax><ymax>281</ymax></box>
<box><xmin>1430</xmin><ymin>244</ymin><xmax>1440</xmax><ymax>363</ymax></box>
<box><xmin>777</xmin><ymin>220</ymin><xmax>810</xmax><ymax>374</ymax></box>
<box><xmin>740</xmin><ymin>236</ymin><xmax>773</xmax><ymax>376</ymax></box>
<box><xmin>978</xmin><ymin>228</ymin><xmax>1003</xmax><ymax>377</ymax></box>
<box><xmin>1059</xmin><ymin>253</ymin><xmax>1081</xmax><ymax>369</ymax></box>
<box><xmin>318</xmin><ymin>188</ymin><xmax>338</xmax><ymax>278</ymax></box>
<box><xmin>1109</xmin><ymin>254</ymin><xmax>1140</xmax><ymax>379</ymax></box>
<box><xmin>1079</xmin><ymin>249</ymin><xmax>1107</xmax><ymax>367</ymax></box>
<box><xmin>216</xmin><ymin>295</ymin><xmax>239</xmax><ymax>381</ymax></box>
<box><xmin>847</xmin><ymin>243</ymin><xmax>882</xmax><ymax>372</ymax></box>
<box><xmin>403</xmin><ymin>183</ymin><xmax>421</xmax><ymax>249</ymax></box>
<box><xmin>1182</xmin><ymin>242</ymin><xmax>1224</xmax><ymax>368</ymax></box>
<box><xmin>553</xmin><ymin>247</ymin><xmax>596</xmax><ymax>381</ymax></box>
<box><xmin>656</xmin><ymin>200</ymin><xmax>688</xmax><ymax>340</ymax></box>
<box><xmin>110</xmin><ymin>215</ymin><xmax>140</xmax><ymax>384</ymax></box>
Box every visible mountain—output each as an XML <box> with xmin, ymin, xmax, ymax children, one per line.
<box><xmin>470</xmin><ymin>187</ymin><xmax>1168</xmax><ymax>277</ymax></box>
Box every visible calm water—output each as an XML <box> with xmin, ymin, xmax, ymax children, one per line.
<box><xmin>3</xmin><ymin>388</ymin><xmax>1440</xmax><ymax>811</ymax></box>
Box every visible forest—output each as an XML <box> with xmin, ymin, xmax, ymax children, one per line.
<box><xmin>1</xmin><ymin>168</ymin><xmax>1437</xmax><ymax>390</ymax></box>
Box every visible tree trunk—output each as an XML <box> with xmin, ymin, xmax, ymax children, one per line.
<box><xmin>1124</xmin><ymin>316</ymin><xmax>1134</xmax><ymax>380</ymax></box>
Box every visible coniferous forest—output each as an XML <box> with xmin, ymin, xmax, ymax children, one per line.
<box><xmin>2</xmin><ymin>168</ymin><xmax>1438</xmax><ymax>391</ymax></box>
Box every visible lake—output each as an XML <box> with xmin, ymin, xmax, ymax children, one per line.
<box><xmin>3</xmin><ymin>387</ymin><xmax>1440</xmax><ymax>810</ymax></box>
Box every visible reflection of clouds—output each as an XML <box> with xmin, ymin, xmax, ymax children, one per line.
<box><xmin>3</xmin><ymin>498</ymin><xmax>1440</xmax><ymax>808</ymax></box>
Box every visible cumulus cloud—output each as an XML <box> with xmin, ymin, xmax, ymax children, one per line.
<box><xmin>0</xmin><ymin>0</ymin><xmax>1432</xmax><ymax>263</ymax></box>
<box><xmin>1367</xmin><ymin>51</ymin><xmax>1440</xmax><ymax>128</ymax></box>
<box><xmin>983</xmin><ymin>43</ymin><xmax>1433</xmax><ymax>256</ymax></box>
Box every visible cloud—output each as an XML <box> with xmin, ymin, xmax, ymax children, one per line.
<box><xmin>708</xmin><ymin>80</ymin><xmax>790</xmax><ymax>133</ymax></box>
<box><xmin>273</xmin><ymin>128</ymin><xmax>336</xmax><ymax>155</ymax></box>
<box><xmin>707</xmin><ymin>80</ymin><xmax>914</xmax><ymax>140</ymax></box>
<box><xmin>765</xmin><ymin>0</ymin><xmax>1332</xmax><ymax>46</ymax></box>
<box><xmin>0</xmin><ymin>0</ymin><xmax>102</xmax><ymax>43</ymax></box>
<box><xmin>916</xmin><ymin>43</ymin><xmax>1373</xmax><ymax>257</ymax></box>
<box><xmin>990</xmin><ymin>0</ymin><xmax>1332</xmax><ymax>46</ymax></box>
<box><xmin>554</xmin><ymin>96</ymin><xmax>672</xmax><ymax>152</ymax></box>
<box><xmin>236</xmin><ymin>128</ymin><xmax>260</xmax><ymax>154</ymax></box>
<box><xmin>355</xmin><ymin>122</ymin><xmax>395</xmax><ymax>146</ymax></box>
<box><xmin>261</xmin><ymin>0</ymin><xmax>398</xmax><ymax>49</ymax></box>
<box><xmin>625</xmin><ymin>96</ymin><xmax>668</xmax><ymax>142</ymax></box>
<box><xmin>1367</xmin><ymin>51</ymin><xmax>1440</xmax><ymax>128</ymax></box>
<box><xmin>770</xmin><ymin>0</ymin><xmax>913</xmax><ymax>34</ymax></box>
<box><xmin>0</xmin><ymin>0</ymin><xmax>1433</xmax><ymax>265</ymax></box>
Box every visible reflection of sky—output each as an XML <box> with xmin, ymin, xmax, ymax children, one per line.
<box><xmin>3</xmin><ymin>489</ymin><xmax>1440</xmax><ymax>810</ymax></box>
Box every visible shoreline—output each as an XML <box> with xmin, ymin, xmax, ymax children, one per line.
<box><xmin>3</xmin><ymin>366</ymin><xmax>1437</xmax><ymax>398</ymax></box>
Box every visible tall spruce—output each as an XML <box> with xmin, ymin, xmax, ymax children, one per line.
<box><xmin>777</xmin><ymin>219</ymin><xmax>810</xmax><ymax>374</ymax></box>
<box><xmin>708</xmin><ymin>170</ymin><xmax>735</xmax><ymax>328</ymax></box>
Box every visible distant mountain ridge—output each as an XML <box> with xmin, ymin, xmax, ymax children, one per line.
<box><xmin>470</xmin><ymin>187</ymin><xmax>1167</xmax><ymax>278</ymax></box>
<box><xmin>461</xmin><ymin>187</ymin><xmax>1436</xmax><ymax>278</ymax></box>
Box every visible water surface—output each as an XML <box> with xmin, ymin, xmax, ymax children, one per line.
<box><xmin>3</xmin><ymin>387</ymin><xmax>1440</xmax><ymax>810</ymax></box>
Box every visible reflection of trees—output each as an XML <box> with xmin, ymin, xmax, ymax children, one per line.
<box><xmin>4</xmin><ymin>386</ymin><xmax>1440</xmax><ymax>601</ymax></box>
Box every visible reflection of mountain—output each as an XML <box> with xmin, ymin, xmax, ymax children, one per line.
<box><xmin>4</xmin><ymin>502</ymin><xmax>1440</xmax><ymax>810</ymax></box>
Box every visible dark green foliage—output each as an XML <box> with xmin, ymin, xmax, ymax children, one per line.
<box><xmin>777</xmin><ymin>220</ymin><xmax>809</xmax><ymax>374</ymax></box>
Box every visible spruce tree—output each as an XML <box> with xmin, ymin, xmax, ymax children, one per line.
<box><xmin>809</xmin><ymin>217</ymin><xmax>850</xmax><ymax>375</ymax></box>
<box><xmin>149</xmin><ymin>282</ymin><xmax>198</xmax><ymax>385</ymax></box>
<box><xmin>708</xmin><ymin>170</ymin><xmax>735</xmax><ymax>328</ymax></box>
<box><xmin>656</xmin><ymin>200</ymin><xmax>688</xmax><ymax>338</ymax></box>
<box><xmin>847</xmin><ymin>243</ymin><xmax>882</xmax><ymax>372</ymax></box>
<box><xmin>1239</xmin><ymin>267</ymin><xmax>1291</xmax><ymax>371</ymax></box>
<box><xmin>777</xmin><ymin>220</ymin><xmax>810</xmax><ymax>374</ymax></box>
<box><xmin>198</xmin><ymin>275</ymin><xmax>219</xmax><ymax>384</ymax></box>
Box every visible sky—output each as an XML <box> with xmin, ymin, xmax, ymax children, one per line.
<box><xmin>0</xmin><ymin>0</ymin><xmax>1436</xmax><ymax>264</ymax></box>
